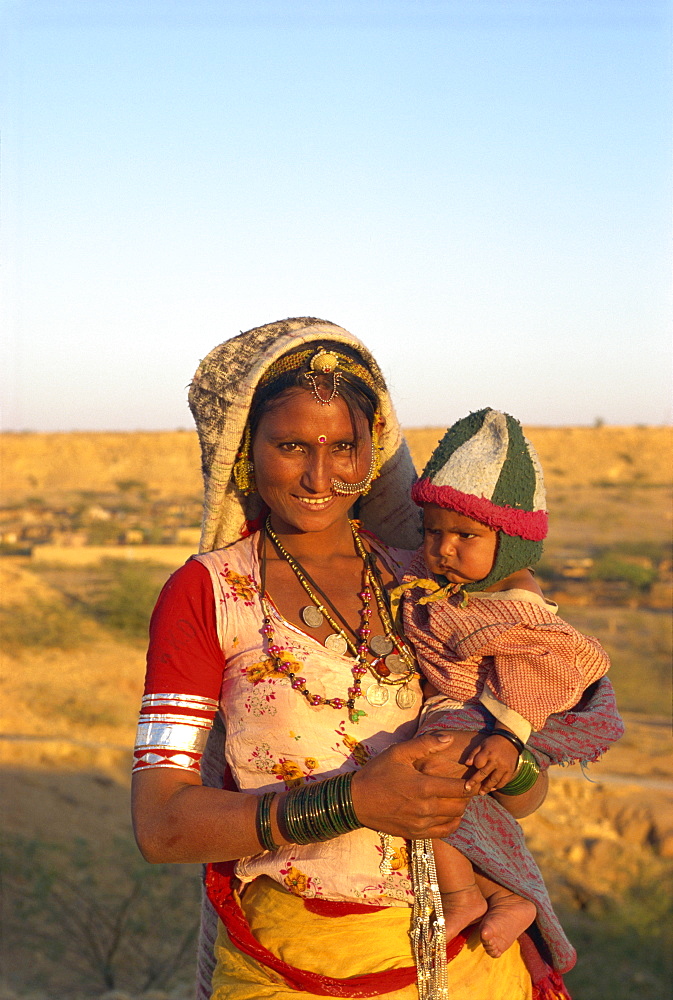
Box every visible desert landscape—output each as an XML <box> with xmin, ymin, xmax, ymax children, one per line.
<box><xmin>1</xmin><ymin>427</ymin><xmax>671</xmax><ymax>1000</ymax></box>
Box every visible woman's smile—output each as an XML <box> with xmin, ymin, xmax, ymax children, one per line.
<box><xmin>294</xmin><ymin>495</ymin><xmax>334</xmax><ymax>506</ymax></box>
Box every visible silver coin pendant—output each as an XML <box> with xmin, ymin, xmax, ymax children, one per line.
<box><xmin>370</xmin><ymin>634</ymin><xmax>394</xmax><ymax>656</ymax></box>
<box><xmin>324</xmin><ymin>632</ymin><xmax>348</xmax><ymax>655</ymax></box>
<box><xmin>385</xmin><ymin>653</ymin><xmax>406</xmax><ymax>675</ymax></box>
<box><xmin>396</xmin><ymin>687</ymin><xmax>417</xmax><ymax>710</ymax></box>
<box><xmin>302</xmin><ymin>606</ymin><xmax>324</xmax><ymax>629</ymax></box>
<box><xmin>366</xmin><ymin>684</ymin><xmax>390</xmax><ymax>707</ymax></box>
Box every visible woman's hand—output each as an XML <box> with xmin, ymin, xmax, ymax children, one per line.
<box><xmin>351</xmin><ymin>731</ymin><xmax>476</xmax><ymax>840</ymax></box>
<box><xmin>133</xmin><ymin>729</ymin><xmax>546</xmax><ymax>865</ymax></box>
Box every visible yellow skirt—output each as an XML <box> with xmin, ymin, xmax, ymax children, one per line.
<box><xmin>211</xmin><ymin>876</ymin><xmax>533</xmax><ymax>1000</ymax></box>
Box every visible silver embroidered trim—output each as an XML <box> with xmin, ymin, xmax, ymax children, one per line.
<box><xmin>141</xmin><ymin>693</ymin><xmax>218</xmax><ymax>710</ymax></box>
<box><xmin>138</xmin><ymin>712</ymin><xmax>213</xmax><ymax>727</ymax></box>
<box><xmin>132</xmin><ymin>751</ymin><xmax>201</xmax><ymax>771</ymax></box>
<box><xmin>135</xmin><ymin>722</ymin><xmax>210</xmax><ymax>753</ymax></box>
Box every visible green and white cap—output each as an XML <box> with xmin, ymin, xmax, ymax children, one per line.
<box><xmin>412</xmin><ymin>408</ymin><xmax>548</xmax><ymax>589</ymax></box>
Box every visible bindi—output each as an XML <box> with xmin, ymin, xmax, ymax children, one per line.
<box><xmin>317</xmin><ymin>434</ymin><xmax>328</xmax><ymax>445</ymax></box>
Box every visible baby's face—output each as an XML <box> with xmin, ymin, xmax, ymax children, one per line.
<box><xmin>422</xmin><ymin>504</ymin><xmax>497</xmax><ymax>585</ymax></box>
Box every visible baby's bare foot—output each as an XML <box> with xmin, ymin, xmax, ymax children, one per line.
<box><xmin>439</xmin><ymin>884</ymin><xmax>488</xmax><ymax>941</ymax></box>
<box><xmin>479</xmin><ymin>887</ymin><xmax>536</xmax><ymax>958</ymax></box>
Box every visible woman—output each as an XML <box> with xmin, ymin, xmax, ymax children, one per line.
<box><xmin>132</xmin><ymin>317</ymin><xmax>622</xmax><ymax>1000</ymax></box>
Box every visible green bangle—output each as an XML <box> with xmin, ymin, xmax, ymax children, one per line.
<box><xmin>279</xmin><ymin>772</ymin><xmax>362</xmax><ymax>844</ymax></box>
<box><xmin>256</xmin><ymin>791</ymin><xmax>280</xmax><ymax>851</ymax></box>
<box><xmin>498</xmin><ymin>749</ymin><xmax>540</xmax><ymax>796</ymax></box>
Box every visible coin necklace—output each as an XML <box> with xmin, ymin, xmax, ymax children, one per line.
<box><xmin>302</xmin><ymin>585</ymin><xmax>391</xmax><ymax>661</ymax></box>
<box><xmin>267</xmin><ymin>517</ymin><xmax>414</xmax><ymax>672</ymax></box>
<box><xmin>266</xmin><ymin>516</ymin><xmax>417</xmax><ymax>687</ymax></box>
<box><xmin>262</xmin><ymin>517</ymin><xmax>417</xmax><ymax>720</ymax></box>
<box><xmin>298</xmin><ymin>554</ymin><xmax>387</xmax><ymax>658</ymax></box>
<box><xmin>261</xmin><ymin>520</ymin><xmax>370</xmax><ymax>723</ymax></box>
<box><xmin>351</xmin><ymin>532</ymin><xmax>416</xmax><ymax>674</ymax></box>
<box><xmin>350</xmin><ymin>531</ymin><xmax>419</xmax><ymax>710</ymax></box>
<box><xmin>265</xmin><ymin>518</ymin><xmax>362</xmax><ymax>658</ymax></box>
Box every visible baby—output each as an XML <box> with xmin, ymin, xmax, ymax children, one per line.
<box><xmin>399</xmin><ymin>408</ymin><xmax>610</xmax><ymax>958</ymax></box>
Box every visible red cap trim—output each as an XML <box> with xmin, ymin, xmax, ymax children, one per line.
<box><xmin>412</xmin><ymin>479</ymin><xmax>548</xmax><ymax>541</ymax></box>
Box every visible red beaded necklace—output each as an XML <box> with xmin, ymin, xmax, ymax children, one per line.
<box><xmin>261</xmin><ymin>518</ymin><xmax>417</xmax><ymax>724</ymax></box>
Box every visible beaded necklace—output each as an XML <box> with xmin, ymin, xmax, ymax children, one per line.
<box><xmin>261</xmin><ymin>517</ymin><xmax>418</xmax><ymax>724</ymax></box>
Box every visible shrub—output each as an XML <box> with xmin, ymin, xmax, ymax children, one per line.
<box><xmin>589</xmin><ymin>554</ymin><xmax>657</xmax><ymax>590</ymax></box>
<box><xmin>115</xmin><ymin>479</ymin><xmax>147</xmax><ymax>493</ymax></box>
<box><xmin>563</xmin><ymin>606</ymin><xmax>670</xmax><ymax>715</ymax></box>
<box><xmin>93</xmin><ymin>560</ymin><xmax>164</xmax><ymax>638</ymax></box>
<box><xmin>85</xmin><ymin>520</ymin><xmax>122</xmax><ymax>545</ymax></box>
<box><xmin>0</xmin><ymin>834</ymin><xmax>200</xmax><ymax>994</ymax></box>
<box><xmin>0</xmin><ymin>598</ymin><xmax>91</xmax><ymax>653</ymax></box>
<box><xmin>563</xmin><ymin>868</ymin><xmax>673</xmax><ymax>1000</ymax></box>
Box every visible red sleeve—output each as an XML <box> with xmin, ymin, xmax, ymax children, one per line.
<box><xmin>144</xmin><ymin>558</ymin><xmax>225</xmax><ymax>699</ymax></box>
<box><xmin>133</xmin><ymin>559</ymin><xmax>226</xmax><ymax>775</ymax></box>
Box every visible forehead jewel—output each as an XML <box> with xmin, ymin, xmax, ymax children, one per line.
<box><xmin>257</xmin><ymin>345</ymin><xmax>382</xmax><ymax>396</ymax></box>
<box><xmin>310</xmin><ymin>349</ymin><xmax>340</xmax><ymax>373</ymax></box>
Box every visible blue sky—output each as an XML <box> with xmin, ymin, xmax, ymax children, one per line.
<box><xmin>2</xmin><ymin>0</ymin><xmax>671</xmax><ymax>431</ymax></box>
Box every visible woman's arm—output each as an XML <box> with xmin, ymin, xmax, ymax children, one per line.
<box><xmin>133</xmin><ymin>730</ymin><xmax>476</xmax><ymax>864</ymax></box>
<box><xmin>491</xmin><ymin>769</ymin><xmax>548</xmax><ymax>818</ymax></box>
<box><xmin>133</xmin><ymin>768</ymin><xmax>261</xmax><ymax>864</ymax></box>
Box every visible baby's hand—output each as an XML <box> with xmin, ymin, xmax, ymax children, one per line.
<box><xmin>465</xmin><ymin>735</ymin><xmax>520</xmax><ymax>794</ymax></box>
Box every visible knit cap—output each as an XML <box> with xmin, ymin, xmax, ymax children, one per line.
<box><xmin>411</xmin><ymin>408</ymin><xmax>548</xmax><ymax>591</ymax></box>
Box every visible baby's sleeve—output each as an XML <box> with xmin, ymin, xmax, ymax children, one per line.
<box><xmin>471</xmin><ymin>616</ymin><xmax>610</xmax><ymax>735</ymax></box>
<box><xmin>132</xmin><ymin>559</ymin><xmax>226</xmax><ymax>776</ymax></box>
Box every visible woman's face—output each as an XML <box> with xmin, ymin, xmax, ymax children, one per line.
<box><xmin>251</xmin><ymin>388</ymin><xmax>373</xmax><ymax>535</ymax></box>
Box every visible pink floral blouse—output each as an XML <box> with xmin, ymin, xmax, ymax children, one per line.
<box><xmin>135</xmin><ymin>530</ymin><xmax>421</xmax><ymax>906</ymax></box>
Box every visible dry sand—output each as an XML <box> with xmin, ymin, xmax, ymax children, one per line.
<box><xmin>2</xmin><ymin>426</ymin><xmax>671</xmax><ymax>499</ymax></box>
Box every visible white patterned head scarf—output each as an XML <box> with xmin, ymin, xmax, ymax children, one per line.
<box><xmin>188</xmin><ymin>316</ymin><xmax>422</xmax><ymax>552</ymax></box>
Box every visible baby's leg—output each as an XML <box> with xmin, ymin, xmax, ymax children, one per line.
<box><xmin>474</xmin><ymin>871</ymin><xmax>537</xmax><ymax>959</ymax></box>
<box><xmin>432</xmin><ymin>839</ymin><xmax>487</xmax><ymax>940</ymax></box>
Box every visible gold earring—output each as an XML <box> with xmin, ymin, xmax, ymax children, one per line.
<box><xmin>233</xmin><ymin>425</ymin><xmax>256</xmax><ymax>495</ymax></box>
